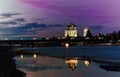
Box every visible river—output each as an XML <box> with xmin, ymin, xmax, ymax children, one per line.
<box><xmin>14</xmin><ymin>46</ymin><xmax>120</xmax><ymax>77</ymax></box>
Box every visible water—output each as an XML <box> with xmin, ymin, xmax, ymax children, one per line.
<box><xmin>14</xmin><ymin>46</ymin><xmax>120</xmax><ymax>77</ymax></box>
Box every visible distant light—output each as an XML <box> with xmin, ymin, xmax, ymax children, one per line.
<box><xmin>33</xmin><ymin>37</ymin><xmax>37</xmax><ymax>40</ymax></box>
<box><xmin>84</xmin><ymin>60</ymin><xmax>90</xmax><ymax>67</ymax></box>
<box><xmin>5</xmin><ymin>38</ymin><xmax>8</xmax><ymax>40</ymax></box>
<box><xmin>33</xmin><ymin>53</ymin><xmax>37</xmax><ymax>58</ymax></box>
<box><xmin>20</xmin><ymin>54</ymin><xmax>24</xmax><ymax>59</ymax></box>
<box><xmin>61</xmin><ymin>37</ymin><xmax>66</xmax><ymax>39</ymax></box>
<box><xmin>57</xmin><ymin>37</ymin><xmax>61</xmax><ymax>39</ymax></box>
<box><xmin>46</xmin><ymin>38</ymin><xmax>49</xmax><ymax>40</ymax></box>
<box><xmin>99</xmin><ymin>37</ymin><xmax>101</xmax><ymax>39</ymax></box>
<box><xmin>65</xmin><ymin>43</ymin><xmax>69</xmax><ymax>48</ymax></box>
<box><xmin>20</xmin><ymin>38</ymin><xmax>23</xmax><ymax>40</ymax></box>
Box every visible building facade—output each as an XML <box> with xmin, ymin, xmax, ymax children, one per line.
<box><xmin>83</xmin><ymin>27</ymin><xmax>89</xmax><ymax>37</ymax></box>
<box><xmin>65</xmin><ymin>23</ymin><xmax>78</xmax><ymax>38</ymax></box>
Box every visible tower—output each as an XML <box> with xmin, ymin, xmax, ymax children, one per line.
<box><xmin>65</xmin><ymin>23</ymin><xmax>78</xmax><ymax>38</ymax></box>
<box><xmin>83</xmin><ymin>26</ymin><xmax>92</xmax><ymax>39</ymax></box>
<box><xmin>83</xmin><ymin>27</ymin><xmax>89</xmax><ymax>37</ymax></box>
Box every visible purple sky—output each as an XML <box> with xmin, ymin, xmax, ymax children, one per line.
<box><xmin>0</xmin><ymin>0</ymin><xmax>120</xmax><ymax>39</ymax></box>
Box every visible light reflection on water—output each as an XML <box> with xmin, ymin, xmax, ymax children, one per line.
<box><xmin>14</xmin><ymin>56</ymin><xmax>120</xmax><ymax>77</ymax></box>
<box><xmin>14</xmin><ymin>46</ymin><xmax>120</xmax><ymax>77</ymax></box>
<box><xmin>84</xmin><ymin>60</ymin><xmax>91</xmax><ymax>67</ymax></box>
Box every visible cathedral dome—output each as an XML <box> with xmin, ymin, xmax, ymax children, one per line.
<box><xmin>68</xmin><ymin>23</ymin><xmax>76</xmax><ymax>27</ymax></box>
<box><xmin>65</xmin><ymin>22</ymin><xmax>78</xmax><ymax>38</ymax></box>
<box><xmin>68</xmin><ymin>23</ymin><xmax>76</xmax><ymax>30</ymax></box>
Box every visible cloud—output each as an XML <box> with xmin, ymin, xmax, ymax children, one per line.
<box><xmin>14</xmin><ymin>23</ymin><xmax>64</xmax><ymax>36</ymax></box>
<box><xmin>0</xmin><ymin>21</ymin><xmax>17</xmax><ymax>25</ymax></box>
<box><xmin>16</xmin><ymin>59</ymin><xmax>65</xmax><ymax>72</ymax></box>
<box><xmin>0</xmin><ymin>18</ymin><xmax>25</xmax><ymax>26</ymax></box>
<box><xmin>0</xmin><ymin>12</ymin><xmax>22</xmax><ymax>18</ymax></box>
<box><xmin>23</xmin><ymin>65</ymin><xmax>65</xmax><ymax>72</ymax></box>
<box><xmin>16</xmin><ymin>23</ymin><xmax>64</xmax><ymax>30</ymax></box>
<box><xmin>17</xmin><ymin>61</ymin><xmax>65</xmax><ymax>72</ymax></box>
<box><xmin>0</xmin><ymin>22</ymin><xmax>65</xmax><ymax>38</ymax></box>
<box><xmin>14</xmin><ymin>18</ymin><xmax>26</xmax><ymax>23</ymax></box>
<box><xmin>32</xmin><ymin>17</ymin><xmax>46</xmax><ymax>22</ymax></box>
<box><xmin>19</xmin><ymin>0</ymin><xmax>83</xmax><ymax>21</ymax></box>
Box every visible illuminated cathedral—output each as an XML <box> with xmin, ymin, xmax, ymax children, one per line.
<box><xmin>65</xmin><ymin>23</ymin><xmax>78</xmax><ymax>38</ymax></box>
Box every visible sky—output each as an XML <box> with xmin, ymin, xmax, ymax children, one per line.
<box><xmin>0</xmin><ymin>0</ymin><xmax>120</xmax><ymax>39</ymax></box>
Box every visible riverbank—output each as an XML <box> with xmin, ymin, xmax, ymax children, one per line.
<box><xmin>0</xmin><ymin>47</ymin><xmax>26</xmax><ymax>77</ymax></box>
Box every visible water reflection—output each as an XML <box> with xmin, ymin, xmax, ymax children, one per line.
<box><xmin>15</xmin><ymin>54</ymin><xmax>120</xmax><ymax>77</ymax></box>
<box><xmin>65</xmin><ymin>57</ymin><xmax>91</xmax><ymax>70</ymax></box>
<box><xmin>65</xmin><ymin>57</ymin><xmax>78</xmax><ymax>71</ymax></box>
<box><xmin>33</xmin><ymin>53</ymin><xmax>37</xmax><ymax>59</ymax></box>
<box><xmin>17</xmin><ymin>54</ymin><xmax>120</xmax><ymax>72</ymax></box>
<box><xmin>84</xmin><ymin>60</ymin><xmax>91</xmax><ymax>67</ymax></box>
<box><xmin>14</xmin><ymin>46</ymin><xmax>120</xmax><ymax>77</ymax></box>
<box><xmin>19</xmin><ymin>53</ymin><xmax>38</xmax><ymax>59</ymax></box>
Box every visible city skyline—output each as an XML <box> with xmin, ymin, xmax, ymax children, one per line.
<box><xmin>0</xmin><ymin>0</ymin><xmax>120</xmax><ymax>39</ymax></box>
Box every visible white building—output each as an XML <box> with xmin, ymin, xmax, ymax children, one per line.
<box><xmin>65</xmin><ymin>23</ymin><xmax>78</xmax><ymax>38</ymax></box>
<box><xmin>83</xmin><ymin>27</ymin><xmax>89</xmax><ymax>37</ymax></box>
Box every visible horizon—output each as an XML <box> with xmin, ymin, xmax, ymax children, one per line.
<box><xmin>0</xmin><ymin>28</ymin><xmax>119</xmax><ymax>40</ymax></box>
<box><xmin>0</xmin><ymin>0</ymin><xmax>120</xmax><ymax>40</ymax></box>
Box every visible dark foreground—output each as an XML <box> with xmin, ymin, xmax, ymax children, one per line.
<box><xmin>0</xmin><ymin>47</ymin><xmax>25</xmax><ymax>77</ymax></box>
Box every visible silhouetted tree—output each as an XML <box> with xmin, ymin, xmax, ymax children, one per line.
<box><xmin>112</xmin><ymin>31</ymin><xmax>117</xmax><ymax>44</ymax></box>
<box><xmin>86</xmin><ymin>30</ymin><xmax>92</xmax><ymax>38</ymax></box>
<box><xmin>118</xmin><ymin>30</ymin><xmax>120</xmax><ymax>39</ymax></box>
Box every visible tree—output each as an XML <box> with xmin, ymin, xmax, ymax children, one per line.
<box><xmin>86</xmin><ymin>30</ymin><xmax>92</xmax><ymax>38</ymax></box>
<box><xmin>112</xmin><ymin>31</ymin><xmax>117</xmax><ymax>44</ymax></box>
<box><xmin>118</xmin><ymin>30</ymin><xmax>120</xmax><ymax>39</ymax></box>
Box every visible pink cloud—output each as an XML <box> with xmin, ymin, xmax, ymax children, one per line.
<box><xmin>19</xmin><ymin>0</ymin><xmax>120</xmax><ymax>29</ymax></box>
<box><xmin>20</xmin><ymin>0</ymin><xmax>69</xmax><ymax>14</ymax></box>
<box><xmin>19</xmin><ymin>0</ymin><xmax>83</xmax><ymax>22</ymax></box>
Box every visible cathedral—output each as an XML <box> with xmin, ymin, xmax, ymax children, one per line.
<box><xmin>65</xmin><ymin>23</ymin><xmax>78</xmax><ymax>38</ymax></box>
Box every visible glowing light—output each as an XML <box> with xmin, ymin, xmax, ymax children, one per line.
<box><xmin>84</xmin><ymin>60</ymin><xmax>90</xmax><ymax>67</ymax></box>
<box><xmin>33</xmin><ymin>53</ymin><xmax>37</xmax><ymax>58</ymax></box>
<box><xmin>20</xmin><ymin>38</ymin><xmax>23</xmax><ymax>40</ymax></box>
<box><xmin>5</xmin><ymin>38</ymin><xmax>8</xmax><ymax>40</ymax></box>
<box><xmin>65</xmin><ymin>43</ymin><xmax>69</xmax><ymax>48</ymax></box>
<box><xmin>33</xmin><ymin>37</ymin><xmax>37</xmax><ymax>40</ymax></box>
<box><xmin>20</xmin><ymin>54</ymin><xmax>24</xmax><ymax>59</ymax></box>
<box><xmin>65</xmin><ymin>57</ymin><xmax>78</xmax><ymax>70</ymax></box>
